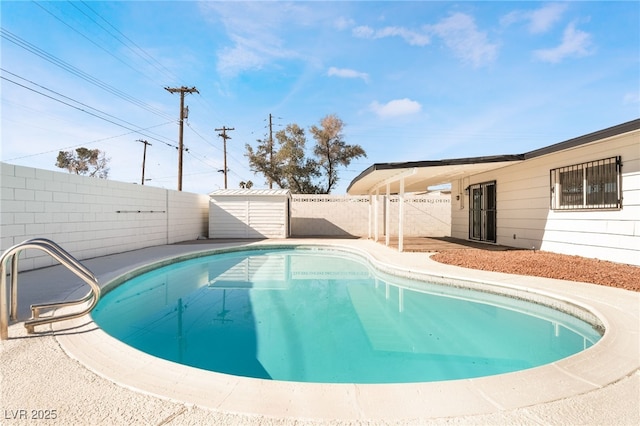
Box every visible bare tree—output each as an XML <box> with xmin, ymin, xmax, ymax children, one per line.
<box><xmin>309</xmin><ymin>114</ymin><xmax>366</xmax><ymax>194</ymax></box>
<box><xmin>245</xmin><ymin>115</ymin><xmax>366</xmax><ymax>194</ymax></box>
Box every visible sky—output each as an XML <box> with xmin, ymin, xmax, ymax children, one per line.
<box><xmin>1</xmin><ymin>1</ymin><xmax>638</xmax><ymax>195</ymax></box>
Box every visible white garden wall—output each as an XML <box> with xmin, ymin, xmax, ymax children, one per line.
<box><xmin>1</xmin><ymin>163</ymin><xmax>209</xmax><ymax>271</ymax></box>
<box><xmin>1</xmin><ymin>163</ymin><xmax>452</xmax><ymax>272</ymax></box>
<box><xmin>451</xmin><ymin>129</ymin><xmax>640</xmax><ymax>266</ymax></box>
<box><xmin>291</xmin><ymin>193</ymin><xmax>450</xmax><ymax>237</ymax></box>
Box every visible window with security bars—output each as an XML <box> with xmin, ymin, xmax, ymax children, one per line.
<box><xmin>550</xmin><ymin>156</ymin><xmax>621</xmax><ymax>210</ymax></box>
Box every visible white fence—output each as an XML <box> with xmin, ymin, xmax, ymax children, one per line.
<box><xmin>291</xmin><ymin>193</ymin><xmax>451</xmax><ymax>237</ymax></box>
<box><xmin>1</xmin><ymin>163</ymin><xmax>451</xmax><ymax>271</ymax></box>
<box><xmin>1</xmin><ymin>163</ymin><xmax>209</xmax><ymax>271</ymax></box>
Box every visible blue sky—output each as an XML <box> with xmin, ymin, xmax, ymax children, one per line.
<box><xmin>2</xmin><ymin>1</ymin><xmax>638</xmax><ymax>194</ymax></box>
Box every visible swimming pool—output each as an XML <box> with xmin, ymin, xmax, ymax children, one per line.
<box><xmin>92</xmin><ymin>246</ymin><xmax>602</xmax><ymax>384</ymax></box>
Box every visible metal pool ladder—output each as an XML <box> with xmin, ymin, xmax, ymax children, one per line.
<box><xmin>0</xmin><ymin>238</ymin><xmax>101</xmax><ymax>340</ymax></box>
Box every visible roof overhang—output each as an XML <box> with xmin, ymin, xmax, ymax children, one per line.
<box><xmin>347</xmin><ymin>119</ymin><xmax>640</xmax><ymax>196</ymax></box>
<box><xmin>346</xmin><ymin>155</ymin><xmax>524</xmax><ymax>195</ymax></box>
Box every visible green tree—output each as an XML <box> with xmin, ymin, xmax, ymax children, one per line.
<box><xmin>309</xmin><ymin>114</ymin><xmax>366</xmax><ymax>194</ymax></box>
<box><xmin>55</xmin><ymin>148</ymin><xmax>110</xmax><ymax>178</ymax></box>
<box><xmin>246</xmin><ymin>123</ymin><xmax>320</xmax><ymax>194</ymax></box>
<box><xmin>245</xmin><ymin>115</ymin><xmax>366</xmax><ymax>194</ymax></box>
<box><xmin>274</xmin><ymin>123</ymin><xmax>321</xmax><ymax>193</ymax></box>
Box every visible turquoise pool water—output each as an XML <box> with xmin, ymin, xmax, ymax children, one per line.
<box><xmin>92</xmin><ymin>247</ymin><xmax>602</xmax><ymax>384</ymax></box>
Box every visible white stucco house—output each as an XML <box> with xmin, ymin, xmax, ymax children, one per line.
<box><xmin>347</xmin><ymin>119</ymin><xmax>640</xmax><ymax>266</ymax></box>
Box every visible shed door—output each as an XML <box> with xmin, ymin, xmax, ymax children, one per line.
<box><xmin>469</xmin><ymin>181</ymin><xmax>496</xmax><ymax>243</ymax></box>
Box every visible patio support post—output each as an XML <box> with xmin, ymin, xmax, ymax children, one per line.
<box><xmin>385</xmin><ymin>183</ymin><xmax>390</xmax><ymax>247</ymax></box>
<box><xmin>374</xmin><ymin>188</ymin><xmax>379</xmax><ymax>242</ymax></box>
<box><xmin>368</xmin><ymin>194</ymin><xmax>372</xmax><ymax>240</ymax></box>
<box><xmin>398</xmin><ymin>177</ymin><xmax>405</xmax><ymax>252</ymax></box>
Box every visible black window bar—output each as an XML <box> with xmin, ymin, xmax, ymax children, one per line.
<box><xmin>550</xmin><ymin>156</ymin><xmax>621</xmax><ymax>210</ymax></box>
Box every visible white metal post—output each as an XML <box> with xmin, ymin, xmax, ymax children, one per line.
<box><xmin>368</xmin><ymin>194</ymin><xmax>372</xmax><ymax>239</ymax></box>
<box><xmin>385</xmin><ymin>183</ymin><xmax>390</xmax><ymax>247</ymax></box>
<box><xmin>398</xmin><ymin>177</ymin><xmax>405</xmax><ymax>252</ymax></box>
<box><xmin>374</xmin><ymin>188</ymin><xmax>379</xmax><ymax>242</ymax></box>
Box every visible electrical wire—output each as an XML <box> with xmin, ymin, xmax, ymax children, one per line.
<box><xmin>5</xmin><ymin>122</ymin><xmax>175</xmax><ymax>162</ymax></box>
<box><xmin>0</xmin><ymin>27</ymin><xmax>174</xmax><ymax>122</ymax></box>
<box><xmin>32</xmin><ymin>1</ymin><xmax>148</xmax><ymax>82</ymax></box>
<box><xmin>1</xmin><ymin>74</ymin><xmax>179</xmax><ymax>150</ymax></box>
<box><xmin>77</xmin><ymin>0</ymin><xmax>182</xmax><ymax>85</ymax></box>
<box><xmin>2</xmin><ymin>3</ymin><xmax>258</xmax><ymax>187</ymax></box>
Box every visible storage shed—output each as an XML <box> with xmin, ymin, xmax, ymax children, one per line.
<box><xmin>209</xmin><ymin>189</ymin><xmax>291</xmax><ymax>239</ymax></box>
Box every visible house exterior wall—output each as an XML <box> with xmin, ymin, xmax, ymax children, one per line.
<box><xmin>291</xmin><ymin>193</ymin><xmax>451</xmax><ymax>237</ymax></box>
<box><xmin>209</xmin><ymin>194</ymin><xmax>289</xmax><ymax>238</ymax></box>
<box><xmin>451</xmin><ymin>129</ymin><xmax>640</xmax><ymax>266</ymax></box>
<box><xmin>1</xmin><ymin>162</ymin><xmax>209</xmax><ymax>271</ymax></box>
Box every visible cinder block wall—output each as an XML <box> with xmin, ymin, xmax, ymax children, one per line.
<box><xmin>1</xmin><ymin>163</ymin><xmax>209</xmax><ymax>271</ymax></box>
<box><xmin>291</xmin><ymin>195</ymin><xmax>373</xmax><ymax>236</ymax></box>
<box><xmin>386</xmin><ymin>195</ymin><xmax>451</xmax><ymax>236</ymax></box>
<box><xmin>291</xmin><ymin>193</ymin><xmax>451</xmax><ymax>237</ymax></box>
<box><xmin>1</xmin><ymin>163</ymin><xmax>451</xmax><ymax>271</ymax></box>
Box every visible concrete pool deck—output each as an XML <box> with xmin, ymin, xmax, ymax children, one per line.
<box><xmin>1</xmin><ymin>238</ymin><xmax>638</xmax><ymax>425</ymax></box>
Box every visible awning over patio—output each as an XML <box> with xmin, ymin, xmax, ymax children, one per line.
<box><xmin>346</xmin><ymin>155</ymin><xmax>524</xmax><ymax>196</ymax></box>
<box><xmin>347</xmin><ymin>155</ymin><xmax>524</xmax><ymax>252</ymax></box>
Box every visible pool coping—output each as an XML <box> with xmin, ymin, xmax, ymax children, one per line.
<box><xmin>52</xmin><ymin>239</ymin><xmax>639</xmax><ymax>422</ymax></box>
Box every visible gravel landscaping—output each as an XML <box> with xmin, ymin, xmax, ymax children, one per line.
<box><xmin>431</xmin><ymin>249</ymin><xmax>640</xmax><ymax>292</ymax></box>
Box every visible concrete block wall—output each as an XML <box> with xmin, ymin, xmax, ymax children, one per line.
<box><xmin>167</xmin><ymin>190</ymin><xmax>210</xmax><ymax>243</ymax></box>
<box><xmin>291</xmin><ymin>195</ymin><xmax>374</xmax><ymax>236</ymax></box>
<box><xmin>1</xmin><ymin>163</ymin><xmax>209</xmax><ymax>271</ymax></box>
<box><xmin>291</xmin><ymin>193</ymin><xmax>451</xmax><ymax>237</ymax></box>
<box><xmin>386</xmin><ymin>193</ymin><xmax>451</xmax><ymax>236</ymax></box>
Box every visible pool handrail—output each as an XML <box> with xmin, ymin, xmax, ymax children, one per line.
<box><xmin>0</xmin><ymin>238</ymin><xmax>101</xmax><ymax>340</ymax></box>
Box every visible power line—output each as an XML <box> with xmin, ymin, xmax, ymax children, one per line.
<box><xmin>0</xmin><ymin>28</ymin><xmax>174</xmax><ymax>121</ymax></box>
<box><xmin>32</xmin><ymin>1</ymin><xmax>147</xmax><ymax>80</ymax></box>
<box><xmin>4</xmin><ymin>122</ymin><xmax>173</xmax><ymax>162</ymax></box>
<box><xmin>1</xmin><ymin>67</ymin><xmax>173</xmax><ymax>143</ymax></box>
<box><xmin>1</xmin><ymin>74</ymin><xmax>179</xmax><ymax>149</ymax></box>
<box><xmin>185</xmin><ymin>122</ymin><xmax>250</xmax><ymax>169</ymax></box>
<box><xmin>74</xmin><ymin>1</ymin><xmax>184</xmax><ymax>84</ymax></box>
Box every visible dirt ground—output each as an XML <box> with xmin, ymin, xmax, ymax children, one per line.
<box><xmin>430</xmin><ymin>249</ymin><xmax>640</xmax><ymax>292</ymax></box>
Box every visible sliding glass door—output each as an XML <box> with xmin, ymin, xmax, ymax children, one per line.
<box><xmin>469</xmin><ymin>181</ymin><xmax>496</xmax><ymax>243</ymax></box>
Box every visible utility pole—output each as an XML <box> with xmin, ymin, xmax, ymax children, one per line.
<box><xmin>136</xmin><ymin>139</ymin><xmax>152</xmax><ymax>185</ymax></box>
<box><xmin>268</xmin><ymin>113</ymin><xmax>273</xmax><ymax>189</ymax></box>
<box><xmin>215</xmin><ymin>126</ymin><xmax>235</xmax><ymax>189</ymax></box>
<box><xmin>164</xmin><ymin>86</ymin><xmax>199</xmax><ymax>191</ymax></box>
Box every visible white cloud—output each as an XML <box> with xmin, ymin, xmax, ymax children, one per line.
<box><xmin>501</xmin><ymin>3</ymin><xmax>568</xmax><ymax>34</ymax></box>
<box><xmin>529</xmin><ymin>3</ymin><xmax>569</xmax><ymax>34</ymax></box>
<box><xmin>327</xmin><ymin>67</ymin><xmax>369</xmax><ymax>82</ymax></box>
<box><xmin>200</xmin><ymin>2</ymin><xmax>308</xmax><ymax>77</ymax></box>
<box><xmin>534</xmin><ymin>22</ymin><xmax>593</xmax><ymax>63</ymax></box>
<box><xmin>353</xmin><ymin>25</ymin><xmax>430</xmax><ymax>46</ymax></box>
<box><xmin>623</xmin><ymin>92</ymin><xmax>640</xmax><ymax>105</ymax></box>
<box><xmin>426</xmin><ymin>13</ymin><xmax>498</xmax><ymax>68</ymax></box>
<box><xmin>370</xmin><ymin>98</ymin><xmax>422</xmax><ymax>118</ymax></box>
<box><xmin>353</xmin><ymin>25</ymin><xmax>375</xmax><ymax>39</ymax></box>
<box><xmin>217</xmin><ymin>33</ymin><xmax>296</xmax><ymax>76</ymax></box>
<box><xmin>334</xmin><ymin>16</ymin><xmax>355</xmax><ymax>30</ymax></box>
